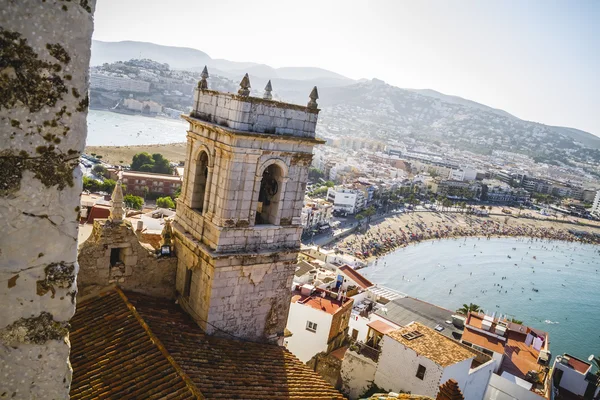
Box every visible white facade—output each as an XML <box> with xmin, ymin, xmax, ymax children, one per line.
<box><xmin>484</xmin><ymin>373</ymin><xmax>544</xmax><ymax>400</ymax></box>
<box><xmin>592</xmin><ymin>190</ymin><xmax>600</xmax><ymax>216</ymax></box>
<box><xmin>375</xmin><ymin>335</ymin><xmax>446</xmax><ymax>397</ymax></box>
<box><xmin>373</xmin><ymin>335</ymin><xmax>490</xmax><ymax>399</ymax></box>
<box><xmin>301</xmin><ymin>198</ymin><xmax>333</xmax><ymax>229</ymax></box>
<box><xmin>285</xmin><ymin>299</ymin><xmax>333</xmax><ymax>362</ymax></box>
<box><xmin>449</xmin><ymin>168</ymin><xmax>477</xmax><ymax>182</ymax></box>
<box><xmin>551</xmin><ymin>355</ymin><xmax>598</xmax><ymax>398</ymax></box>
<box><xmin>327</xmin><ymin>187</ymin><xmax>365</xmax><ymax>214</ymax></box>
<box><xmin>90</xmin><ymin>73</ymin><xmax>150</xmax><ymax>93</ymax></box>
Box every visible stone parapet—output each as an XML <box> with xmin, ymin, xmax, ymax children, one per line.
<box><xmin>191</xmin><ymin>89</ymin><xmax>319</xmax><ymax>138</ymax></box>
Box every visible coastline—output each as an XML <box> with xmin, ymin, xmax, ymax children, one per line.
<box><xmin>331</xmin><ymin>209</ymin><xmax>600</xmax><ymax>264</ymax></box>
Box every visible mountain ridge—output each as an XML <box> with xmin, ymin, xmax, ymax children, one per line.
<box><xmin>90</xmin><ymin>40</ymin><xmax>599</xmax><ymax>148</ymax></box>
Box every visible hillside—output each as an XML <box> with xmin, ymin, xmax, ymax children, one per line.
<box><xmin>316</xmin><ymin>79</ymin><xmax>600</xmax><ymax>161</ymax></box>
<box><xmin>90</xmin><ymin>41</ymin><xmax>600</xmax><ymax>162</ymax></box>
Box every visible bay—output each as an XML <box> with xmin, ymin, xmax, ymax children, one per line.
<box><xmin>361</xmin><ymin>237</ymin><xmax>600</xmax><ymax>362</ymax></box>
<box><xmin>87</xmin><ymin>109</ymin><xmax>187</xmax><ymax>146</ymax></box>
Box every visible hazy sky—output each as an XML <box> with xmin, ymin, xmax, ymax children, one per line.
<box><xmin>94</xmin><ymin>0</ymin><xmax>600</xmax><ymax>136</ymax></box>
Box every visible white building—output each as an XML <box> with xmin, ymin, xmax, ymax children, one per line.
<box><xmin>301</xmin><ymin>198</ymin><xmax>333</xmax><ymax>230</ymax></box>
<box><xmin>449</xmin><ymin>168</ymin><xmax>477</xmax><ymax>182</ymax></box>
<box><xmin>284</xmin><ymin>285</ymin><xmax>353</xmax><ymax>363</ymax></box>
<box><xmin>462</xmin><ymin>313</ymin><xmax>550</xmax><ymax>400</ymax></box>
<box><xmin>327</xmin><ymin>187</ymin><xmax>365</xmax><ymax>214</ymax></box>
<box><xmin>342</xmin><ymin>322</ymin><xmax>494</xmax><ymax>400</ymax></box>
<box><xmin>90</xmin><ymin>73</ymin><xmax>150</xmax><ymax>93</ymax></box>
<box><xmin>592</xmin><ymin>190</ymin><xmax>600</xmax><ymax>216</ymax></box>
<box><xmin>550</xmin><ymin>353</ymin><xmax>600</xmax><ymax>399</ymax></box>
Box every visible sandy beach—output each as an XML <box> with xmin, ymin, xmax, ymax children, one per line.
<box><xmin>334</xmin><ymin>206</ymin><xmax>600</xmax><ymax>262</ymax></box>
<box><xmin>85</xmin><ymin>143</ymin><xmax>187</xmax><ymax>165</ymax></box>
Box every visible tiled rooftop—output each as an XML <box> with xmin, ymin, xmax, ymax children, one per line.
<box><xmin>463</xmin><ymin>313</ymin><xmax>549</xmax><ymax>381</ymax></box>
<box><xmin>461</xmin><ymin>327</ymin><xmax>505</xmax><ymax>354</ymax></box>
<box><xmin>562</xmin><ymin>354</ymin><xmax>591</xmax><ymax>374</ymax></box>
<box><xmin>291</xmin><ymin>289</ymin><xmax>352</xmax><ymax>315</ymax></box>
<box><xmin>387</xmin><ymin>322</ymin><xmax>476</xmax><ymax>367</ymax></box>
<box><xmin>70</xmin><ymin>288</ymin><xmax>346</xmax><ymax>399</ymax></box>
<box><xmin>339</xmin><ymin>265</ymin><xmax>374</xmax><ymax>289</ymax></box>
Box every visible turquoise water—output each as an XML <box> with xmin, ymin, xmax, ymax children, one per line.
<box><xmin>361</xmin><ymin>237</ymin><xmax>600</xmax><ymax>361</ymax></box>
<box><xmin>87</xmin><ymin>110</ymin><xmax>187</xmax><ymax>146</ymax></box>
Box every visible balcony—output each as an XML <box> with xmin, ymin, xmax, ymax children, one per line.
<box><xmin>349</xmin><ymin>341</ymin><xmax>381</xmax><ymax>363</ymax></box>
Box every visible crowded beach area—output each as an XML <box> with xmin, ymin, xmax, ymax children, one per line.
<box><xmin>332</xmin><ymin>207</ymin><xmax>600</xmax><ymax>263</ymax></box>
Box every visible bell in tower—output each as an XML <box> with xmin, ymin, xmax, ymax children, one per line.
<box><xmin>173</xmin><ymin>69</ymin><xmax>323</xmax><ymax>343</ymax></box>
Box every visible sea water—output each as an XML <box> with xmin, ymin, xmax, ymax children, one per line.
<box><xmin>87</xmin><ymin>110</ymin><xmax>187</xmax><ymax>146</ymax></box>
<box><xmin>361</xmin><ymin>237</ymin><xmax>600</xmax><ymax>361</ymax></box>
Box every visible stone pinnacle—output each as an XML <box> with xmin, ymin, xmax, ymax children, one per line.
<box><xmin>109</xmin><ymin>180</ymin><xmax>125</xmax><ymax>223</ymax></box>
<box><xmin>263</xmin><ymin>80</ymin><xmax>273</xmax><ymax>100</ymax></box>
<box><xmin>238</xmin><ymin>73</ymin><xmax>251</xmax><ymax>96</ymax></box>
<box><xmin>307</xmin><ymin>86</ymin><xmax>319</xmax><ymax>109</ymax></box>
<box><xmin>198</xmin><ymin>66</ymin><xmax>209</xmax><ymax>89</ymax></box>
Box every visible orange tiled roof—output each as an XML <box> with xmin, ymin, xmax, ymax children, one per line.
<box><xmin>339</xmin><ymin>265</ymin><xmax>374</xmax><ymax>289</ymax></box>
<box><xmin>291</xmin><ymin>289</ymin><xmax>351</xmax><ymax>315</ymax></box>
<box><xmin>70</xmin><ymin>288</ymin><xmax>346</xmax><ymax>400</ymax></box>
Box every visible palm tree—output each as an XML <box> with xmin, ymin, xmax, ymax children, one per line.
<box><xmin>456</xmin><ymin>303</ymin><xmax>481</xmax><ymax>315</ymax></box>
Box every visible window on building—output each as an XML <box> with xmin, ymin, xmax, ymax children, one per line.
<box><xmin>110</xmin><ymin>248</ymin><xmax>123</xmax><ymax>267</ymax></box>
<box><xmin>192</xmin><ymin>151</ymin><xmax>209</xmax><ymax>212</ymax></box>
<box><xmin>255</xmin><ymin>163</ymin><xmax>284</xmax><ymax>225</ymax></box>
<box><xmin>306</xmin><ymin>321</ymin><xmax>318</xmax><ymax>332</ymax></box>
<box><xmin>183</xmin><ymin>269</ymin><xmax>193</xmax><ymax>297</ymax></box>
<box><xmin>416</xmin><ymin>364</ymin><xmax>426</xmax><ymax>380</ymax></box>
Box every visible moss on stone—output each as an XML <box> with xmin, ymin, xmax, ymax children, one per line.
<box><xmin>36</xmin><ymin>262</ymin><xmax>76</xmax><ymax>298</ymax></box>
<box><xmin>0</xmin><ymin>312</ymin><xmax>69</xmax><ymax>345</ymax></box>
<box><xmin>0</xmin><ymin>29</ymin><xmax>69</xmax><ymax>113</ymax></box>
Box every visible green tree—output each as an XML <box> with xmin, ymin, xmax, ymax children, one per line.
<box><xmin>131</xmin><ymin>152</ymin><xmax>154</xmax><ymax>171</ymax></box>
<box><xmin>156</xmin><ymin>196</ymin><xmax>175</xmax><ymax>209</ymax></box>
<box><xmin>131</xmin><ymin>152</ymin><xmax>173</xmax><ymax>174</ymax></box>
<box><xmin>456</xmin><ymin>303</ymin><xmax>481</xmax><ymax>315</ymax></box>
<box><xmin>363</xmin><ymin>206</ymin><xmax>376</xmax><ymax>225</ymax></box>
<box><xmin>82</xmin><ymin>176</ymin><xmax>100</xmax><ymax>192</ymax></box>
<box><xmin>510</xmin><ymin>317</ymin><xmax>523</xmax><ymax>325</ymax></box>
<box><xmin>308</xmin><ymin>167</ymin><xmax>325</xmax><ymax>181</ymax></box>
<box><xmin>124</xmin><ymin>194</ymin><xmax>143</xmax><ymax>210</ymax></box>
<box><xmin>151</xmin><ymin>153</ymin><xmax>172</xmax><ymax>174</ymax></box>
<box><xmin>101</xmin><ymin>179</ymin><xmax>116</xmax><ymax>193</ymax></box>
<box><xmin>324</xmin><ymin>180</ymin><xmax>335</xmax><ymax>188</ymax></box>
<box><xmin>92</xmin><ymin>164</ymin><xmax>107</xmax><ymax>177</ymax></box>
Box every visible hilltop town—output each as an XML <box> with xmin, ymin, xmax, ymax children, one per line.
<box><xmin>2</xmin><ymin>3</ymin><xmax>600</xmax><ymax>400</ymax></box>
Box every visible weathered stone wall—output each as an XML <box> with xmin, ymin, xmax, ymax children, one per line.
<box><xmin>192</xmin><ymin>90</ymin><xmax>319</xmax><ymax>138</ymax></box>
<box><xmin>78</xmin><ymin>220</ymin><xmax>177</xmax><ymax>299</ymax></box>
<box><xmin>0</xmin><ymin>1</ymin><xmax>95</xmax><ymax>398</ymax></box>
<box><xmin>307</xmin><ymin>351</ymin><xmax>344</xmax><ymax>390</ymax></box>
<box><xmin>340</xmin><ymin>350</ymin><xmax>378</xmax><ymax>400</ymax></box>
<box><xmin>173</xmin><ymin>224</ymin><xmax>297</xmax><ymax>342</ymax></box>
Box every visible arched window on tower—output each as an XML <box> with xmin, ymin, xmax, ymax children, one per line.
<box><xmin>255</xmin><ymin>163</ymin><xmax>284</xmax><ymax>225</ymax></box>
<box><xmin>191</xmin><ymin>151</ymin><xmax>209</xmax><ymax>212</ymax></box>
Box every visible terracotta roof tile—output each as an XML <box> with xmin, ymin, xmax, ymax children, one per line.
<box><xmin>387</xmin><ymin>322</ymin><xmax>476</xmax><ymax>367</ymax></box>
<box><xmin>69</xmin><ymin>290</ymin><xmax>197</xmax><ymax>399</ymax></box>
<box><xmin>127</xmin><ymin>291</ymin><xmax>346</xmax><ymax>400</ymax></box>
<box><xmin>339</xmin><ymin>265</ymin><xmax>374</xmax><ymax>289</ymax></box>
<box><xmin>70</xmin><ymin>288</ymin><xmax>346</xmax><ymax>400</ymax></box>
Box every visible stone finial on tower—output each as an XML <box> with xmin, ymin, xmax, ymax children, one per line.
<box><xmin>436</xmin><ymin>379</ymin><xmax>465</xmax><ymax>400</ymax></box>
<box><xmin>198</xmin><ymin>66</ymin><xmax>209</xmax><ymax>89</ymax></box>
<box><xmin>238</xmin><ymin>73</ymin><xmax>251</xmax><ymax>96</ymax></box>
<box><xmin>160</xmin><ymin>219</ymin><xmax>174</xmax><ymax>248</ymax></box>
<box><xmin>109</xmin><ymin>180</ymin><xmax>125</xmax><ymax>223</ymax></box>
<box><xmin>307</xmin><ymin>86</ymin><xmax>319</xmax><ymax>109</ymax></box>
<box><xmin>263</xmin><ymin>80</ymin><xmax>273</xmax><ymax>100</ymax></box>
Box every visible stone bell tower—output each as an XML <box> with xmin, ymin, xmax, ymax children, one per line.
<box><xmin>173</xmin><ymin>68</ymin><xmax>323</xmax><ymax>342</ymax></box>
